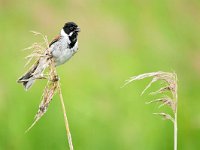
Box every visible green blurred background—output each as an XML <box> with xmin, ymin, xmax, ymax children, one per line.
<box><xmin>0</xmin><ymin>0</ymin><xmax>200</xmax><ymax>149</ymax></box>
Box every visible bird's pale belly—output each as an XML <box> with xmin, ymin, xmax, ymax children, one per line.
<box><xmin>54</xmin><ymin>49</ymin><xmax>74</xmax><ymax>66</ymax></box>
<box><xmin>52</xmin><ymin>41</ymin><xmax>78</xmax><ymax>66</ymax></box>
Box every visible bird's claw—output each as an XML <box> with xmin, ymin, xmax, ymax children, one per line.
<box><xmin>52</xmin><ymin>75</ymin><xmax>59</xmax><ymax>82</ymax></box>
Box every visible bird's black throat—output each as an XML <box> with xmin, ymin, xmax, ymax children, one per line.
<box><xmin>68</xmin><ymin>32</ymin><xmax>78</xmax><ymax>49</ymax></box>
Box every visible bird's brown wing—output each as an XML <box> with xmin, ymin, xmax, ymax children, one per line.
<box><xmin>49</xmin><ymin>35</ymin><xmax>61</xmax><ymax>47</ymax></box>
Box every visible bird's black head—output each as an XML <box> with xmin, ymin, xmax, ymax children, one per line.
<box><xmin>63</xmin><ymin>22</ymin><xmax>80</xmax><ymax>35</ymax></box>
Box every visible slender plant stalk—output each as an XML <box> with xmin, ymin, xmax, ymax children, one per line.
<box><xmin>174</xmin><ymin>110</ymin><xmax>177</xmax><ymax>150</ymax></box>
<box><xmin>58</xmin><ymin>82</ymin><xmax>74</xmax><ymax>150</ymax></box>
<box><xmin>173</xmin><ymin>74</ymin><xmax>178</xmax><ymax>150</ymax></box>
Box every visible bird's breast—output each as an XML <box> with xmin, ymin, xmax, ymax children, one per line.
<box><xmin>51</xmin><ymin>39</ymin><xmax>78</xmax><ymax>66</ymax></box>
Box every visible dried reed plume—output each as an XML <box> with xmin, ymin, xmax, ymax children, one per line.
<box><xmin>123</xmin><ymin>71</ymin><xmax>178</xmax><ymax>150</ymax></box>
<box><xmin>24</xmin><ymin>31</ymin><xmax>74</xmax><ymax>150</ymax></box>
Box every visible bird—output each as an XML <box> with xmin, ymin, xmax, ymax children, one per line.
<box><xmin>17</xmin><ymin>22</ymin><xmax>80</xmax><ymax>90</ymax></box>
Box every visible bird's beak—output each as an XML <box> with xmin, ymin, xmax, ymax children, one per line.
<box><xmin>75</xmin><ymin>27</ymin><xmax>81</xmax><ymax>32</ymax></box>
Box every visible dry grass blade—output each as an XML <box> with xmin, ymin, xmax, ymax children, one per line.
<box><xmin>24</xmin><ymin>31</ymin><xmax>49</xmax><ymax>68</ymax></box>
<box><xmin>141</xmin><ymin>77</ymin><xmax>158</xmax><ymax>95</ymax></box>
<box><xmin>122</xmin><ymin>71</ymin><xmax>164</xmax><ymax>87</ymax></box>
<box><xmin>30</xmin><ymin>30</ymin><xmax>49</xmax><ymax>48</ymax></box>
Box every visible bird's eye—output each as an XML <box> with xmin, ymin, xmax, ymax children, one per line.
<box><xmin>70</xmin><ymin>27</ymin><xmax>73</xmax><ymax>30</ymax></box>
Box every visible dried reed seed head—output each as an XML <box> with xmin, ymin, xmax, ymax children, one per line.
<box><xmin>123</xmin><ymin>71</ymin><xmax>178</xmax><ymax>122</ymax></box>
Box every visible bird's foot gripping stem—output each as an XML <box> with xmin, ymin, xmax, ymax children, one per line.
<box><xmin>51</xmin><ymin>75</ymin><xmax>60</xmax><ymax>82</ymax></box>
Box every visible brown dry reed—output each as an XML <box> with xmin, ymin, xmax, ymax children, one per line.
<box><xmin>123</xmin><ymin>71</ymin><xmax>178</xmax><ymax>150</ymax></box>
<box><xmin>24</xmin><ymin>31</ymin><xmax>74</xmax><ymax>150</ymax></box>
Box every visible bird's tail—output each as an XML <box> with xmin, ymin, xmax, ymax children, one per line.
<box><xmin>18</xmin><ymin>57</ymin><xmax>49</xmax><ymax>90</ymax></box>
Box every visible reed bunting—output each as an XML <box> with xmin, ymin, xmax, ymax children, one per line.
<box><xmin>18</xmin><ymin>22</ymin><xmax>80</xmax><ymax>90</ymax></box>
